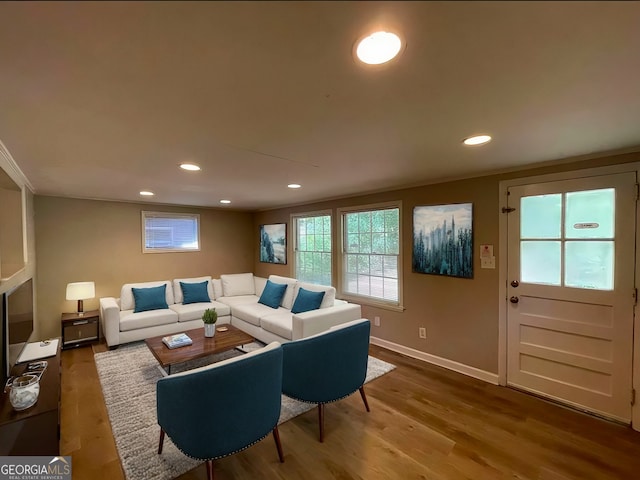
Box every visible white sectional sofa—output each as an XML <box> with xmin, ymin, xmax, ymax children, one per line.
<box><xmin>99</xmin><ymin>273</ymin><xmax>362</xmax><ymax>348</ymax></box>
<box><xmin>99</xmin><ymin>276</ymin><xmax>232</xmax><ymax>348</ymax></box>
<box><xmin>217</xmin><ymin>273</ymin><xmax>362</xmax><ymax>345</ymax></box>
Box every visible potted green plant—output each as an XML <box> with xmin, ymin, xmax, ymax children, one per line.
<box><xmin>202</xmin><ymin>308</ymin><xmax>218</xmax><ymax>337</ymax></box>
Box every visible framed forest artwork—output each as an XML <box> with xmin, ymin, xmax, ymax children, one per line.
<box><xmin>412</xmin><ymin>203</ymin><xmax>473</xmax><ymax>278</ymax></box>
<box><xmin>260</xmin><ymin>223</ymin><xmax>287</xmax><ymax>264</ymax></box>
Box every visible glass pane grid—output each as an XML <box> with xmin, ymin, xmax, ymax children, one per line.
<box><xmin>520</xmin><ymin>188</ymin><xmax>616</xmax><ymax>291</ymax></box>
<box><xmin>295</xmin><ymin>215</ymin><xmax>332</xmax><ymax>285</ymax></box>
<box><xmin>343</xmin><ymin>205</ymin><xmax>400</xmax><ymax>302</ymax></box>
<box><xmin>144</xmin><ymin>213</ymin><xmax>199</xmax><ymax>250</ymax></box>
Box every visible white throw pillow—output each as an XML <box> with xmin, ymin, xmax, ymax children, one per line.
<box><xmin>293</xmin><ymin>281</ymin><xmax>336</xmax><ymax>309</ymax></box>
<box><xmin>221</xmin><ymin>273</ymin><xmax>255</xmax><ymax>297</ymax></box>
<box><xmin>211</xmin><ymin>278</ymin><xmax>223</xmax><ymax>299</ymax></box>
<box><xmin>268</xmin><ymin>275</ymin><xmax>298</xmax><ymax>309</ymax></box>
<box><xmin>172</xmin><ymin>276</ymin><xmax>213</xmax><ymax>304</ymax></box>
<box><xmin>120</xmin><ymin>280</ymin><xmax>174</xmax><ymax>311</ymax></box>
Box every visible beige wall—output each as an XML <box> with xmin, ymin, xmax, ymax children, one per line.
<box><xmin>254</xmin><ymin>150</ymin><xmax>640</xmax><ymax>374</ymax></box>
<box><xmin>0</xmin><ymin>188</ymin><xmax>35</xmax><ymax>294</ymax></box>
<box><xmin>0</xmin><ymin>153</ymin><xmax>36</xmax><ymax>319</ymax></box>
<box><xmin>0</xmin><ymin>188</ymin><xmax>24</xmax><ymax>275</ymax></box>
<box><xmin>34</xmin><ymin>196</ymin><xmax>254</xmax><ymax>339</ymax></box>
<box><xmin>20</xmin><ymin>149</ymin><xmax>640</xmax><ymax>370</ymax></box>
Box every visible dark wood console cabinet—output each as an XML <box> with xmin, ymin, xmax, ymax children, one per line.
<box><xmin>0</xmin><ymin>340</ymin><xmax>61</xmax><ymax>455</ymax></box>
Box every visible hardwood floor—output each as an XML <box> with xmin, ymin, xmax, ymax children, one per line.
<box><xmin>61</xmin><ymin>343</ymin><xmax>640</xmax><ymax>480</ymax></box>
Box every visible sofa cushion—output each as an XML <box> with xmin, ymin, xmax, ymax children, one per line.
<box><xmin>258</xmin><ymin>279</ymin><xmax>288</xmax><ymax>309</ymax></box>
<box><xmin>291</xmin><ymin>287</ymin><xmax>325</xmax><ymax>314</ymax></box>
<box><xmin>132</xmin><ymin>285</ymin><xmax>169</xmax><ymax>313</ymax></box>
<box><xmin>216</xmin><ymin>295</ymin><xmax>259</xmax><ymax>308</ymax></box>
<box><xmin>169</xmin><ymin>301</ymin><xmax>231</xmax><ymax>322</ymax></box>
<box><xmin>180</xmin><ymin>281</ymin><xmax>211</xmax><ymax>304</ymax></box>
<box><xmin>232</xmin><ymin>302</ymin><xmax>288</xmax><ymax>327</ymax></box>
<box><xmin>221</xmin><ymin>273</ymin><xmax>255</xmax><ymax>297</ymax></box>
<box><xmin>260</xmin><ymin>311</ymin><xmax>293</xmax><ymax>340</ymax></box>
<box><xmin>268</xmin><ymin>275</ymin><xmax>298</xmax><ymax>309</ymax></box>
<box><xmin>293</xmin><ymin>281</ymin><xmax>336</xmax><ymax>309</ymax></box>
<box><xmin>121</xmin><ymin>280</ymin><xmax>174</xmax><ymax>311</ymax></box>
<box><xmin>119</xmin><ymin>309</ymin><xmax>178</xmax><ymax>331</ymax></box>
<box><xmin>212</xmin><ymin>278</ymin><xmax>223</xmax><ymax>299</ymax></box>
<box><xmin>173</xmin><ymin>276</ymin><xmax>214</xmax><ymax>304</ymax></box>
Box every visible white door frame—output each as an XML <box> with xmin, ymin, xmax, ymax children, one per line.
<box><xmin>498</xmin><ymin>162</ymin><xmax>640</xmax><ymax>431</ymax></box>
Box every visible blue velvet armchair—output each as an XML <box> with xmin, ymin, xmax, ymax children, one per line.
<box><xmin>281</xmin><ymin>318</ymin><xmax>371</xmax><ymax>442</ymax></box>
<box><xmin>156</xmin><ymin>342</ymin><xmax>284</xmax><ymax>479</ymax></box>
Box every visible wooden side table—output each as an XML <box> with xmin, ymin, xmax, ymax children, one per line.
<box><xmin>61</xmin><ymin>310</ymin><xmax>100</xmax><ymax>349</ymax></box>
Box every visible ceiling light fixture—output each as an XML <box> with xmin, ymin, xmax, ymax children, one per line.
<box><xmin>463</xmin><ymin>135</ymin><xmax>492</xmax><ymax>146</ymax></box>
<box><xmin>287</xmin><ymin>184</ymin><xmax>301</xmax><ymax>189</ymax></box>
<box><xmin>356</xmin><ymin>31</ymin><xmax>402</xmax><ymax>65</ymax></box>
<box><xmin>220</xmin><ymin>199</ymin><xmax>231</xmax><ymax>204</ymax></box>
<box><xmin>139</xmin><ymin>191</ymin><xmax>154</xmax><ymax>196</ymax></box>
<box><xmin>180</xmin><ymin>163</ymin><xmax>201</xmax><ymax>171</ymax></box>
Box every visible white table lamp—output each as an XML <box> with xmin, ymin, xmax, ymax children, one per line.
<box><xmin>66</xmin><ymin>281</ymin><xmax>95</xmax><ymax>316</ymax></box>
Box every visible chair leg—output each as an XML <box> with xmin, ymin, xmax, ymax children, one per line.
<box><xmin>206</xmin><ymin>460</ymin><xmax>214</xmax><ymax>480</ymax></box>
<box><xmin>359</xmin><ymin>386</ymin><xmax>371</xmax><ymax>412</ymax></box>
<box><xmin>317</xmin><ymin>403</ymin><xmax>325</xmax><ymax>443</ymax></box>
<box><xmin>158</xmin><ymin>428</ymin><xmax>165</xmax><ymax>454</ymax></box>
<box><xmin>272</xmin><ymin>426</ymin><xmax>285</xmax><ymax>463</ymax></box>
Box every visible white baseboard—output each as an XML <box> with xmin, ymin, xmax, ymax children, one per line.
<box><xmin>370</xmin><ymin>336</ymin><xmax>499</xmax><ymax>385</ymax></box>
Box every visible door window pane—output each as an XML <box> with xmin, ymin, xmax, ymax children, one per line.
<box><xmin>521</xmin><ymin>241</ymin><xmax>561</xmax><ymax>285</ymax></box>
<box><xmin>565</xmin><ymin>241</ymin><xmax>614</xmax><ymax>290</ymax></box>
<box><xmin>521</xmin><ymin>194</ymin><xmax>561</xmax><ymax>239</ymax></box>
<box><xmin>565</xmin><ymin>188</ymin><xmax>615</xmax><ymax>239</ymax></box>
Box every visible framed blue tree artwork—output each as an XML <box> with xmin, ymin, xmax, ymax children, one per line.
<box><xmin>412</xmin><ymin>203</ymin><xmax>473</xmax><ymax>278</ymax></box>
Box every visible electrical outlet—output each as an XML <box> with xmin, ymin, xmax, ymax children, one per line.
<box><xmin>419</xmin><ymin>327</ymin><xmax>426</xmax><ymax>339</ymax></box>
<box><xmin>374</xmin><ymin>316</ymin><xmax>381</xmax><ymax>327</ymax></box>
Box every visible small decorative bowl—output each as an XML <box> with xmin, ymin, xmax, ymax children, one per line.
<box><xmin>9</xmin><ymin>374</ymin><xmax>40</xmax><ymax>411</ymax></box>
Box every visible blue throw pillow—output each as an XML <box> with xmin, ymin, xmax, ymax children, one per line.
<box><xmin>291</xmin><ymin>287</ymin><xmax>325</xmax><ymax>314</ymax></box>
<box><xmin>258</xmin><ymin>280</ymin><xmax>288</xmax><ymax>309</ymax></box>
<box><xmin>132</xmin><ymin>284</ymin><xmax>168</xmax><ymax>313</ymax></box>
<box><xmin>180</xmin><ymin>281</ymin><xmax>210</xmax><ymax>304</ymax></box>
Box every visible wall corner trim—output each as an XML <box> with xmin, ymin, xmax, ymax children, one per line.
<box><xmin>0</xmin><ymin>139</ymin><xmax>34</xmax><ymax>191</ymax></box>
<box><xmin>370</xmin><ymin>336</ymin><xmax>499</xmax><ymax>385</ymax></box>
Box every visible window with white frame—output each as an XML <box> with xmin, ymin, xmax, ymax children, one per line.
<box><xmin>142</xmin><ymin>211</ymin><xmax>200</xmax><ymax>253</ymax></box>
<box><xmin>293</xmin><ymin>212</ymin><xmax>332</xmax><ymax>285</ymax></box>
<box><xmin>339</xmin><ymin>203</ymin><xmax>401</xmax><ymax>305</ymax></box>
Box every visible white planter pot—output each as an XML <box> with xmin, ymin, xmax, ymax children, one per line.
<box><xmin>204</xmin><ymin>323</ymin><xmax>216</xmax><ymax>337</ymax></box>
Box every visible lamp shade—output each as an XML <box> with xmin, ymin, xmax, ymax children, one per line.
<box><xmin>66</xmin><ymin>281</ymin><xmax>95</xmax><ymax>301</ymax></box>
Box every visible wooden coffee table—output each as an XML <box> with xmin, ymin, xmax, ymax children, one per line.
<box><xmin>145</xmin><ymin>324</ymin><xmax>254</xmax><ymax>374</ymax></box>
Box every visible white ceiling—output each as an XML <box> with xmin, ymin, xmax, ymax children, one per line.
<box><xmin>1</xmin><ymin>1</ymin><xmax>639</xmax><ymax>210</ymax></box>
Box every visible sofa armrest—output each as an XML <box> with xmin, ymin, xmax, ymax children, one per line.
<box><xmin>99</xmin><ymin>297</ymin><xmax>121</xmax><ymax>347</ymax></box>
<box><xmin>291</xmin><ymin>302</ymin><xmax>362</xmax><ymax>340</ymax></box>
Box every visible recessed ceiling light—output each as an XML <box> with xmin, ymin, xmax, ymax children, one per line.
<box><xmin>180</xmin><ymin>163</ymin><xmax>201</xmax><ymax>171</ymax></box>
<box><xmin>463</xmin><ymin>135</ymin><xmax>492</xmax><ymax>146</ymax></box>
<box><xmin>356</xmin><ymin>31</ymin><xmax>402</xmax><ymax>65</ymax></box>
<box><xmin>287</xmin><ymin>184</ymin><xmax>301</xmax><ymax>189</ymax></box>
<box><xmin>139</xmin><ymin>191</ymin><xmax>154</xmax><ymax>196</ymax></box>
<box><xmin>219</xmin><ymin>199</ymin><xmax>231</xmax><ymax>204</ymax></box>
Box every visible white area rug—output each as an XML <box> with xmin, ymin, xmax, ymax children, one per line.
<box><xmin>94</xmin><ymin>341</ymin><xmax>395</xmax><ymax>480</ymax></box>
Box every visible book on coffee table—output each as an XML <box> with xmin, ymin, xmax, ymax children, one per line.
<box><xmin>162</xmin><ymin>333</ymin><xmax>193</xmax><ymax>349</ymax></box>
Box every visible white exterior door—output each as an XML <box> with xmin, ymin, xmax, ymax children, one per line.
<box><xmin>506</xmin><ymin>172</ymin><xmax>636</xmax><ymax>422</ymax></box>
